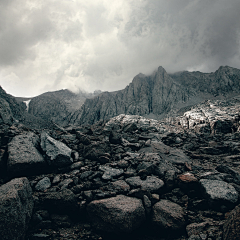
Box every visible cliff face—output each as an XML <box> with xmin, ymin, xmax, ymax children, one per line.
<box><xmin>69</xmin><ymin>66</ymin><xmax>240</xmax><ymax>126</ymax></box>
<box><xmin>28</xmin><ymin>89</ymin><xmax>101</xmax><ymax>126</ymax></box>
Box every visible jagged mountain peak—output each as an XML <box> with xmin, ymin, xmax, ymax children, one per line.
<box><xmin>68</xmin><ymin>65</ymin><xmax>240</xmax><ymax>126</ymax></box>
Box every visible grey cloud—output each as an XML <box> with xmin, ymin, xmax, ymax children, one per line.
<box><xmin>0</xmin><ymin>0</ymin><xmax>240</xmax><ymax>97</ymax></box>
<box><xmin>0</xmin><ymin>1</ymin><xmax>53</xmax><ymax>65</ymax></box>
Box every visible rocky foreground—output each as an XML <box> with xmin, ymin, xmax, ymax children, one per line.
<box><xmin>1</xmin><ymin>97</ymin><xmax>240</xmax><ymax>240</ymax></box>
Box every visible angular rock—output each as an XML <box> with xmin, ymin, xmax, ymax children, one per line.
<box><xmin>126</xmin><ymin>176</ymin><xmax>164</xmax><ymax>193</ymax></box>
<box><xmin>41</xmin><ymin>132</ymin><xmax>73</xmax><ymax>167</ymax></box>
<box><xmin>35</xmin><ymin>177</ymin><xmax>51</xmax><ymax>192</ymax></box>
<box><xmin>151</xmin><ymin>199</ymin><xmax>186</xmax><ymax>231</ymax></box>
<box><xmin>99</xmin><ymin>165</ymin><xmax>124</xmax><ymax>180</ymax></box>
<box><xmin>223</xmin><ymin>204</ymin><xmax>240</xmax><ymax>240</ymax></box>
<box><xmin>186</xmin><ymin>222</ymin><xmax>209</xmax><ymax>237</ymax></box>
<box><xmin>87</xmin><ymin>195</ymin><xmax>146</xmax><ymax>232</ymax></box>
<box><xmin>109</xmin><ymin>131</ymin><xmax>122</xmax><ymax>144</ymax></box>
<box><xmin>109</xmin><ymin>180</ymin><xmax>130</xmax><ymax>193</ymax></box>
<box><xmin>8</xmin><ymin>132</ymin><xmax>46</xmax><ymax>177</ymax></box>
<box><xmin>200</xmin><ymin>179</ymin><xmax>238</xmax><ymax>209</ymax></box>
<box><xmin>0</xmin><ymin>177</ymin><xmax>34</xmax><ymax>240</ymax></box>
<box><xmin>39</xmin><ymin>189</ymin><xmax>78</xmax><ymax>215</ymax></box>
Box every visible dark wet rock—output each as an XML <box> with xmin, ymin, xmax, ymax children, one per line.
<box><xmin>38</xmin><ymin>189</ymin><xmax>78</xmax><ymax>215</ymax></box>
<box><xmin>223</xmin><ymin>204</ymin><xmax>240</xmax><ymax>240</ymax></box>
<box><xmin>87</xmin><ymin>195</ymin><xmax>146</xmax><ymax>233</ymax></box>
<box><xmin>0</xmin><ymin>177</ymin><xmax>34</xmax><ymax>240</ymax></box>
<box><xmin>40</xmin><ymin>132</ymin><xmax>73</xmax><ymax>167</ymax></box>
<box><xmin>126</xmin><ymin>176</ymin><xmax>164</xmax><ymax>193</ymax></box>
<box><xmin>8</xmin><ymin>132</ymin><xmax>46</xmax><ymax>177</ymax></box>
<box><xmin>151</xmin><ymin>199</ymin><xmax>186</xmax><ymax>232</ymax></box>
<box><xmin>200</xmin><ymin>179</ymin><xmax>238</xmax><ymax>209</ymax></box>
<box><xmin>99</xmin><ymin>165</ymin><xmax>124</xmax><ymax>180</ymax></box>
<box><xmin>35</xmin><ymin>177</ymin><xmax>51</xmax><ymax>192</ymax></box>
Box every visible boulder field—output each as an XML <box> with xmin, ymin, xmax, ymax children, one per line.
<box><xmin>0</xmin><ymin>98</ymin><xmax>240</xmax><ymax>239</ymax></box>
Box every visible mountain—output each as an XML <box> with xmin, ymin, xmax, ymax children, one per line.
<box><xmin>21</xmin><ymin>89</ymin><xmax>101</xmax><ymax>126</ymax></box>
<box><xmin>68</xmin><ymin>65</ymin><xmax>240</xmax><ymax>126</ymax></box>
<box><xmin>0</xmin><ymin>86</ymin><xmax>58</xmax><ymax>130</ymax></box>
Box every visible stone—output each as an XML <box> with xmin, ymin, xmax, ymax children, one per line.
<box><xmin>151</xmin><ymin>199</ymin><xmax>186</xmax><ymax>231</ymax></box>
<box><xmin>126</xmin><ymin>176</ymin><xmax>164</xmax><ymax>193</ymax></box>
<box><xmin>99</xmin><ymin>165</ymin><xmax>124</xmax><ymax>180</ymax></box>
<box><xmin>39</xmin><ymin>189</ymin><xmax>78</xmax><ymax>215</ymax></box>
<box><xmin>87</xmin><ymin>195</ymin><xmax>146</xmax><ymax>233</ymax></box>
<box><xmin>35</xmin><ymin>177</ymin><xmax>51</xmax><ymax>192</ymax></box>
<box><xmin>223</xmin><ymin>204</ymin><xmax>240</xmax><ymax>240</ymax></box>
<box><xmin>31</xmin><ymin>234</ymin><xmax>50</xmax><ymax>240</ymax></box>
<box><xmin>186</xmin><ymin>222</ymin><xmax>209</xmax><ymax>237</ymax></box>
<box><xmin>200</xmin><ymin>179</ymin><xmax>238</xmax><ymax>209</ymax></box>
<box><xmin>7</xmin><ymin>132</ymin><xmax>46</xmax><ymax>177</ymax></box>
<box><xmin>154</xmin><ymin>158</ymin><xmax>180</xmax><ymax>178</ymax></box>
<box><xmin>0</xmin><ymin>97</ymin><xmax>13</xmax><ymax>125</ymax></box>
<box><xmin>109</xmin><ymin>131</ymin><xmax>122</xmax><ymax>144</ymax></box>
<box><xmin>0</xmin><ymin>177</ymin><xmax>34</xmax><ymax>240</ymax></box>
<box><xmin>110</xmin><ymin>180</ymin><xmax>130</xmax><ymax>193</ymax></box>
<box><xmin>41</xmin><ymin>132</ymin><xmax>73</xmax><ymax>167</ymax></box>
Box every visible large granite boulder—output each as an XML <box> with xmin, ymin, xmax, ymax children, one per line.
<box><xmin>200</xmin><ymin>179</ymin><xmax>238</xmax><ymax>209</ymax></box>
<box><xmin>40</xmin><ymin>132</ymin><xmax>73</xmax><ymax>167</ymax></box>
<box><xmin>151</xmin><ymin>199</ymin><xmax>186</xmax><ymax>232</ymax></box>
<box><xmin>0</xmin><ymin>177</ymin><xmax>34</xmax><ymax>240</ymax></box>
<box><xmin>87</xmin><ymin>195</ymin><xmax>146</xmax><ymax>233</ymax></box>
<box><xmin>7</xmin><ymin>132</ymin><xmax>46</xmax><ymax>177</ymax></box>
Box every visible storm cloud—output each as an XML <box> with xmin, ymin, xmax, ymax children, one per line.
<box><xmin>0</xmin><ymin>0</ymin><xmax>240</xmax><ymax>97</ymax></box>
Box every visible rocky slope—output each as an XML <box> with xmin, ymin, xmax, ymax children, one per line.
<box><xmin>0</xmin><ymin>95</ymin><xmax>240</xmax><ymax>239</ymax></box>
<box><xmin>69</xmin><ymin>66</ymin><xmax>240</xmax><ymax>126</ymax></box>
<box><xmin>23</xmin><ymin>89</ymin><xmax>101</xmax><ymax>126</ymax></box>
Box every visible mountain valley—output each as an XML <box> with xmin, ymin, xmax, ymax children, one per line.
<box><xmin>0</xmin><ymin>66</ymin><xmax>240</xmax><ymax>240</ymax></box>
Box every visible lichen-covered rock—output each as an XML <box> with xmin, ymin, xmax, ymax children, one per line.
<box><xmin>40</xmin><ymin>132</ymin><xmax>73</xmax><ymax>167</ymax></box>
<box><xmin>8</xmin><ymin>132</ymin><xmax>46</xmax><ymax>177</ymax></box>
<box><xmin>87</xmin><ymin>195</ymin><xmax>146</xmax><ymax>233</ymax></box>
<box><xmin>0</xmin><ymin>177</ymin><xmax>34</xmax><ymax>240</ymax></box>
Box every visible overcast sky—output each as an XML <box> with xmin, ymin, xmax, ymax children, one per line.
<box><xmin>0</xmin><ymin>0</ymin><xmax>240</xmax><ymax>97</ymax></box>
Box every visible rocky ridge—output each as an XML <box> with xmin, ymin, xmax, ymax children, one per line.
<box><xmin>68</xmin><ymin>66</ymin><xmax>240</xmax><ymax>126</ymax></box>
<box><xmin>19</xmin><ymin>89</ymin><xmax>101</xmax><ymax>127</ymax></box>
<box><xmin>0</xmin><ymin>94</ymin><xmax>240</xmax><ymax>239</ymax></box>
